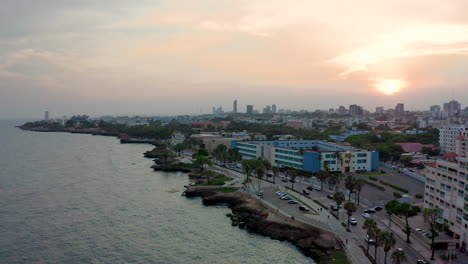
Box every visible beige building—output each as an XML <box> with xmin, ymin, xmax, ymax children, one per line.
<box><xmin>424</xmin><ymin>135</ymin><xmax>468</xmax><ymax>249</ymax></box>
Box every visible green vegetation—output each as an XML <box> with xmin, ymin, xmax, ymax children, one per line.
<box><xmin>217</xmin><ymin>188</ymin><xmax>239</xmax><ymax>193</ymax></box>
<box><xmin>201</xmin><ymin>174</ymin><xmax>232</xmax><ymax>186</ymax></box>
<box><xmin>379</xmin><ymin>180</ymin><xmax>408</xmax><ymax>193</ymax></box>
<box><xmin>345</xmin><ymin>129</ymin><xmax>439</xmax><ymax>161</ymax></box>
<box><xmin>362</xmin><ymin>171</ymin><xmax>388</xmax><ymax>176</ymax></box>
<box><xmin>368</xmin><ymin>176</ymin><xmax>378</xmax><ymax>181</ymax></box>
<box><xmin>393</xmin><ymin>192</ymin><xmax>402</xmax><ymax>198</ymax></box>
<box><xmin>326</xmin><ymin>251</ymin><xmax>349</xmax><ymax>264</ymax></box>
<box><xmin>415</xmin><ymin>193</ymin><xmax>423</xmax><ymax>199</ymax></box>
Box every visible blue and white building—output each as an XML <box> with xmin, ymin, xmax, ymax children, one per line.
<box><xmin>233</xmin><ymin>140</ymin><xmax>379</xmax><ymax>173</ymax></box>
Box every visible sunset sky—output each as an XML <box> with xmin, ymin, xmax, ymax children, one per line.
<box><xmin>1</xmin><ymin>0</ymin><xmax>468</xmax><ymax>118</ymax></box>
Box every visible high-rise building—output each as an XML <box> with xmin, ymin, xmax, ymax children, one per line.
<box><xmin>395</xmin><ymin>103</ymin><xmax>404</xmax><ymax>114</ymax></box>
<box><xmin>375</xmin><ymin>107</ymin><xmax>384</xmax><ymax>114</ymax></box>
<box><xmin>246</xmin><ymin>105</ymin><xmax>254</xmax><ymax>114</ymax></box>
<box><xmin>338</xmin><ymin>106</ymin><xmax>346</xmax><ymax>115</ymax></box>
<box><xmin>443</xmin><ymin>100</ymin><xmax>461</xmax><ymax>117</ymax></box>
<box><xmin>439</xmin><ymin>125</ymin><xmax>468</xmax><ymax>154</ymax></box>
<box><xmin>349</xmin><ymin>104</ymin><xmax>363</xmax><ymax>116</ymax></box>
<box><xmin>430</xmin><ymin>105</ymin><xmax>441</xmax><ymax>118</ymax></box>
<box><xmin>272</xmin><ymin>104</ymin><xmax>277</xmax><ymax>114</ymax></box>
<box><xmin>233</xmin><ymin>100</ymin><xmax>238</xmax><ymax>114</ymax></box>
<box><xmin>423</xmin><ymin>134</ymin><xmax>468</xmax><ymax>250</ymax></box>
<box><xmin>44</xmin><ymin>111</ymin><xmax>49</xmax><ymax>122</ymax></box>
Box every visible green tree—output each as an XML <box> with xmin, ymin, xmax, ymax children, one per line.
<box><xmin>382</xmin><ymin>231</ymin><xmax>396</xmax><ymax>264</ymax></box>
<box><xmin>355</xmin><ymin>179</ymin><xmax>364</xmax><ymax>205</ymax></box>
<box><xmin>174</xmin><ymin>143</ymin><xmax>187</xmax><ymax>156</ymax></box>
<box><xmin>423</xmin><ymin>208</ymin><xmax>442</xmax><ymax>260</ymax></box>
<box><xmin>317</xmin><ymin>162</ymin><xmax>330</xmax><ymax>189</ymax></box>
<box><xmin>363</xmin><ymin>219</ymin><xmax>377</xmax><ymax>252</ymax></box>
<box><xmin>332</xmin><ymin>191</ymin><xmax>345</xmax><ymax>220</ymax></box>
<box><xmin>160</xmin><ymin>152</ymin><xmax>175</xmax><ymax>168</ymax></box>
<box><xmin>197</xmin><ymin>148</ymin><xmax>209</xmax><ymax>157</ymax></box>
<box><xmin>391</xmin><ymin>249</ymin><xmax>407</xmax><ymax>264</ymax></box>
<box><xmin>344</xmin><ymin>175</ymin><xmax>356</xmax><ymax>200</ymax></box>
<box><xmin>255</xmin><ymin>164</ymin><xmax>266</xmax><ymax>191</ymax></box>
<box><xmin>344</xmin><ymin>201</ymin><xmax>357</xmax><ymax>229</ymax></box>
<box><xmin>395</xmin><ymin>202</ymin><xmax>421</xmax><ymax>243</ymax></box>
<box><xmin>272</xmin><ymin>166</ymin><xmax>279</xmax><ymax>184</ymax></box>
<box><xmin>193</xmin><ymin>155</ymin><xmax>212</xmax><ymax>176</ymax></box>
<box><xmin>373</xmin><ymin>228</ymin><xmax>384</xmax><ymax>261</ymax></box>
<box><xmin>385</xmin><ymin>200</ymin><xmax>400</xmax><ymax>228</ymax></box>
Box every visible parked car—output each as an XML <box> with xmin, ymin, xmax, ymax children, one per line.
<box><xmin>396</xmin><ymin>248</ymin><xmax>404</xmax><ymax>252</ymax></box>
<box><xmin>267</xmin><ymin>172</ymin><xmax>273</xmax><ymax>177</ymax></box>
<box><xmin>364</xmin><ymin>209</ymin><xmax>376</xmax><ymax>214</ymax></box>
<box><xmin>416</xmin><ymin>260</ymin><xmax>428</xmax><ymax>264</ymax></box>
<box><xmin>365</xmin><ymin>235</ymin><xmax>374</xmax><ymax>244</ymax></box>
<box><xmin>288</xmin><ymin>200</ymin><xmax>298</xmax><ymax>204</ymax></box>
<box><xmin>256</xmin><ymin>191</ymin><xmax>263</xmax><ymax>197</ymax></box>
<box><xmin>373</xmin><ymin>206</ymin><xmax>383</xmax><ymax>211</ymax></box>
<box><xmin>289</xmin><ymin>179</ymin><xmax>296</xmax><ymax>183</ymax></box>
<box><xmin>362</xmin><ymin>213</ymin><xmax>371</xmax><ymax>219</ymax></box>
<box><xmin>306</xmin><ymin>186</ymin><xmax>313</xmax><ymax>191</ymax></box>
<box><xmin>327</xmin><ymin>194</ymin><xmax>334</xmax><ymax>199</ymax></box>
<box><xmin>281</xmin><ymin>178</ymin><xmax>288</xmax><ymax>182</ymax></box>
<box><xmin>331</xmin><ymin>204</ymin><xmax>340</xmax><ymax>211</ymax></box>
<box><xmin>415</xmin><ymin>228</ymin><xmax>424</xmax><ymax>233</ymax></box>
<box><xmin>349</xmin><ymin>218</ymin><xmax>358</xmax><ymax>225</ymax></box>
<box><xmin>302</xmin><ymin>189</ymin><xmax>310</xmax><ymax>195</ymax></box>
<box><xmin>314</xmin><ymin>186</ymin><xmax>322</xmax><ymax>191</ymax></box>
<box><xmin>299</xmin><ymin>206</ymin><xmax>310</xmax><ymax>212</ymax></box>
<box><xmin>281</xmin><ymin>196</ymin><xmax>292</xmax><ymax>200</ymax></box>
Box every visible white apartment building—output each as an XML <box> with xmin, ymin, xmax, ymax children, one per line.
<box><xmin>424</xmin><ymin>135</ymin><xmax>468</xmax><ymax>250</ymax></box>
<box><xmin>439</xmin><ymin>125</ymin><xmax>468</xmax><ymax>154</ymax></box>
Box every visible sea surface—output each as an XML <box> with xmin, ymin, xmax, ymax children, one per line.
<box><xmin>0</xmin><ymin>120</ymin><xmax>312</xmax><ymax>264</ymax></box>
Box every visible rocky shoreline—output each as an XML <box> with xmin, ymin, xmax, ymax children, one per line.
<box><xmin>184</xmin><ymin>186</ymin><xmax>341</xmax><ymax>263</ymax></box>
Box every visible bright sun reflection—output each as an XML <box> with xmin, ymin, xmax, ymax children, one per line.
<box><xmin>373</xmin><ymin>78</ymin><xmax>408</xmax><ymax>95</ymax></box>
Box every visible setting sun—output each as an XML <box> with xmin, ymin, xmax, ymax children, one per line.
<box><xmin>373</xmin><ymin>78</ymin><xmax>408</xmax><ymax>95</ymax></box>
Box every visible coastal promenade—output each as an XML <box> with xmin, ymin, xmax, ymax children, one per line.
<box><xmin>209</xmin><ymin>165</ymin><xmax>371</xmax><ymax>264</ymax></box>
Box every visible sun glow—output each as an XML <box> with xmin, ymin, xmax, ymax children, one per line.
<box><xmin>373</xmin><ymin>78</ymin><xmax>408</xmax><ymax>95</ymax></box>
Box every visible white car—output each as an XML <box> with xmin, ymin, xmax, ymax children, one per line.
<box><xmin>362</xmin><ymin>213</ymin><xmax>371</xmax><ymax>219</ymax></box>
<box><xmin>365</xmin><ymin>235</ymin><xmax>374</xmax><ymax>244</ymax></box>
<box><xmin>314</xmin><ymin>186</ymin><xmax>322</xmax><ymax>191</ymax></box>
<box><xmin>349</xmin><ymin>218</ymin><xmax>358</xmax><ymax>225</ymax></box>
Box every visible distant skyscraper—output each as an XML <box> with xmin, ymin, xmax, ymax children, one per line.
<box><xmin>338</xmin><ymin>106</ymin><xmax>346</xmax><ymax>115</ymax></box>
<box><xmin>44</xmin><ymin>111</ymin><xmax>49</xmax><ymax>121</ymax></box>
<box><xmin>443</xmin><ymin>100</ymin><xmax>461</xmax><ymax>117</ymax></box>
<box><xmin>233</xmin><ymin>100</ymin><xmax>238</xmax><ymax>114</ymax></box>
<box><xmin>349</xmin><ymin>104</ymin><xmax>363</xmax><ymax>116</ymax></box>
<box><xmin>375</xmin><ymin>106</ymin><xmax>384</xmax><ymax>114</ymax></box>
<box><xmin>272</xmin><ymin>104</ymin><xmax>277</xmax><ymax>114</ymax></box>
<box><xmin>395</xmin><ymin>103</ymin><xmax>404</xmax><ymax>114</ymax></box>
<box><xmin>212</xmin><ymin>107</ymin><xmax>216</xmax><ymax>114</ymax></box>
<box><xmin>430</xmin><ymin>105</ymin><xmax>441</xmax><ymax>118</ymax></box>
<box><xmin>246</xmin><ymin>105</ymin><xmax>254</xmax><ymax>114</ymax></box>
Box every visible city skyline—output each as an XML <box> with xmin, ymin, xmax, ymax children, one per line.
<box><xmin>1</xmin><ymin>0</ymin><xmax>468</xmax><ymax>118</ymax></box>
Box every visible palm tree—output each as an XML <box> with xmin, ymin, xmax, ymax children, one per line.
<box><xmin>327</xmin><ymin>173</ymin><xmax>342</xmax><ymax>191</ymax></box>
<box><xmin>272</xmin><ymin>166</ymin><xmax>279</xmax><ymax>184</ymax></box>
<box><xmin>242</xmin><ymin>159</ymin><xmax>252</xmax><ymax>186</ymax></box>
<box><xmin>385</xmin><ymin>200</ymin><xmax>399</xmax><ymax>228</ymax></box>
<box><xmin>332</xmin><ymin>191</ymin><xmax>345</xmax><ymax>220</ymax></box>
<box><xmin>382</xmin><ymin>231</ymin><xmax>396</xmax><ymax>264</ymax></box>
<box><xmin>373</xmin><ymin>228</ymin><xmax>383</xmax><ymax>262</ymax></box>
<box><xmin>355</xmin><ymin>179</ymin><xmax>364</xmax><ymax>205</ymax></box>
<box><xmin>423</xmin><ymin>208</ymin><xmax>442</xmax><ymax>260</ymax></box>
<box><xmin>395</xmin><ymin>202</ymin><xmax>421</xmax><ymax>243</ymax></box>
<box><xmin>391</xmin><ymin>249</ymin><xmax>407</xmax><ymax>264</ymax></box>
<box><xmin>255</xmin><ymin>164</ymin><xmax>265</xmax><ymax>191</ymax></box>
<box><xmin>363</xmin><ymin>219</ymin><xmax>377</xmax><ymax>253</ymax></box>
<box><xmin>344</xmin><ymin>175</ymin><xmax>356</xmax><ymax>201</ymax></box>
<box><xmin>263</xmin><ymin>160</ymin><xmax>271</xmax><ymax>179</ymax></box>
<box><xmin>193</xmin><ymin>156</ymin><xmax>213</xmax><ymax>182</ymax></box>
<box><xmin>344</xmin><ymin>201</ymin><xmax>357</xmax><ymax>229</ymax></box>
<box><xmin>289</xmin><ymin>170</ymin><xmax>298</xmax><ymax>190</ymax></box>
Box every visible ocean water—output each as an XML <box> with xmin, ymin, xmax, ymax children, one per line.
<box><xmin>0</xmin><ymin>120</ymin><xmax>312</xmax><ymax>264</ymax></box>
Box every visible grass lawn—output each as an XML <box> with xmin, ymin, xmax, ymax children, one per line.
<box><xmin>326</xmin><ymin>251</ymin><xmax>349</xmax><ymax>264</ymax></box>
<box><xmin>202</xmin><ymin>176</ymin><xmax>233</xmax><ymax>186</ymax></box>
<box><xmin>362</xmin><ymin>171</ymin><xmax>387</xmax><ymax>176</ymax></box>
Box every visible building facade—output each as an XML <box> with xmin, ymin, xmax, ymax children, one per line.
<box><xmin>439</xmin><ymin>125</ymin><xmax>468</xmax><ymax>154</ymax></box>
<box><xmin>233</xmin><ymin>140</ymin><xmax>379</xmax><ymax>173</ymax></box>
<box><xmin>423</xmin><ymin>135</ymin><xmax>468</xmax><ymax>250</ymax></box>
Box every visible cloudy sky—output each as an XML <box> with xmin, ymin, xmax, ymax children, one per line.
<box><xmin>1</xmin><ymin>0</ymin><xmax>468</xmax><ymax>118</ymax></box>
